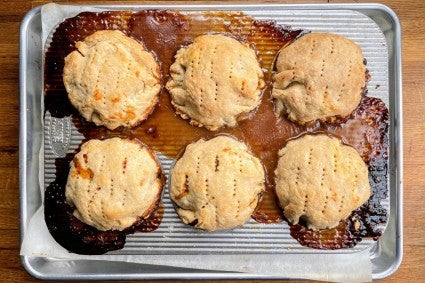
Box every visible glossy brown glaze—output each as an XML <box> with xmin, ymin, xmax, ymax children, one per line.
<box><xmin>44</xmin><ymin>10</ymin><xmax>388</xmax><ymax>253</ymax></box>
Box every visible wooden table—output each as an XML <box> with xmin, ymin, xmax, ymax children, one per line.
<box><xmin>1</xmin><ymin>0</ymin><xmax>423</xmax><ymax>281</ymax></box>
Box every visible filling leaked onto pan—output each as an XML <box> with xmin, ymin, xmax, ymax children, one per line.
<box><xmin>44</xmin><ymin>10</ymin><xmax>388</xmax><ymax>254</ymax></box>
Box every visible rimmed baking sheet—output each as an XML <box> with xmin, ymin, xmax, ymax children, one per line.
<box><xmin>20</xmin><ymin>3</ymin><xmax>403</xmax><ymax>280</ymax></box>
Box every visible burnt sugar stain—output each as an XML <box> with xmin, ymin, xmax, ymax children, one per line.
<box><xmin>289</xmin><ymin>102</ymin><xmax>389</xmax><ymax>249</ymax></box>
<box><xmin>44</xmin><ymin>9</ymin><xmax>388</xmax><ymax>253</ymax></box>
<box><xmin>44</xmin><ymin>147</ymin><xmax>164</xmax><ymax>255</ymax></box>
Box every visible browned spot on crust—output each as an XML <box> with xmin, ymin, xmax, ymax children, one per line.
<box><xmin>174</xmin><ymin>175</ymin><xmax>190</xmax><ymax>200</ymax></box>
<box><xmin>73</xmin><ymin>159</ymin><xmax>94</xmax><ymax>180</ymax></box>
<box><xmin>93</xmin><ymin>89</ymin><xmax>103</xmax><ymax>100</ymax></box>
<box><xmin>126</xmin><ymin>109</ymin><xmax>136</xmax><ymax>120</ymax></box>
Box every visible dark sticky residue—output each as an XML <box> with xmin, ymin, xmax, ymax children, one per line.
<box><xmin>44</xmin><ymin>9</ymin><xmax>388</xmax><ymax>253</ymax></box>
<box><xmin>45</xmin><ymin>150</ymin><xmax>163</xmax><ymax>255</ymax></box>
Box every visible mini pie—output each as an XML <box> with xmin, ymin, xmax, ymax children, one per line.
<box><xmin>275</xmin><ymin>134</ymin><xmax>371</xmax><ymax>230</ymax></box>
<box><xmin>166</xmin><ymin>34</ymin><xmax>265</xmax><ymax>131</ymax></box>
<box><xmin>272</xmin><ymin>33</ymin><xmax>367</xmax><ymax>124</ymax></box>
<box><xmin>170</xmin><ymin>135</ymin><xmax>265</xmax><ymax>231</ymax></box>
<box><xmin>63</xmin><ymin>30</ymin><xmax>161</xmax><ymax>130</ymax></box>
<box><xmin>65</xmin><ymin>137</ymin><xmax>165</xmax><ymax>231</ymax></box>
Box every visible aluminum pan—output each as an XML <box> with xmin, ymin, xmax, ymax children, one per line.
<box><xmin>43</xmin><ymin>6</ymin><xmax>388</xmax><ymax>255</ymax></box>
<box><xmin>20</xmin><ymin>3</ymin><xmax>403</xmax><ymax>280</ymax></box>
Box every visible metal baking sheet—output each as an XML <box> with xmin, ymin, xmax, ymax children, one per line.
<box><xmin>43</xmin><ymin>5</ymin><xmax>389</xmax><ymax>256</ymax></box>
<box><xmin>20</xmin><ymin>3</ymin><xmax>403</xmax><ymax>280</ymax></box>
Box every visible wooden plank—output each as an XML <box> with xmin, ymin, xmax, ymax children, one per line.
<box><xmin>2</xmin><ymin>0</ymin><xmax>425</xmax><ymax>281</ymax></box>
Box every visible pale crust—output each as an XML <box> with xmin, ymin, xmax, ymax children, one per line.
<box><xmin>272</xmin><ymin>33</ymin><xmax>366</xmax><ymax>124</ymax></box>
<box><xmin>166</xmin><ymin>34</ymin><xmax>265</xmax><ymax>131</ymax></box>
<box><xmin>170</xmin><ymin>136</ymin><xmax>265</xmax><ymax>231</ymax></box>
<box><xmin>65</xmin><ymin>138</ymin><xmax>165</xmax><ymax>231</ymax></box>
<box><xmin>275</xmin><ymin>134</ymin><xmax>371</xmax><ymax>230</ymax></box>
<box><xmin>63</xmin><ymin>30</ymin><xmax>161</xmax><ymax>130</ymax></box>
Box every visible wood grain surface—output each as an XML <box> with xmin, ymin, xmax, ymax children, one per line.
<box><xmin>1</xmin><ymin>0</ymin><xmax>423</xmax><ymax>282</ymax></box>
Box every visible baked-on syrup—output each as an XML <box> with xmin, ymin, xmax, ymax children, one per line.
<box><xmin>44</xmin><ymin>10</ymin><xmax>388</xmax><ymax>253</ymax></box>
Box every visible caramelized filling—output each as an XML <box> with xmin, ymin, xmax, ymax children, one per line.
<box><xmin>44</xmin><ymin>10</ymin><xmax>388</xmax><ymax>253</ymax></box>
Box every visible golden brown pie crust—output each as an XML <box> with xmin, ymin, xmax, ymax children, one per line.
<box><xmin>170</xmin><ymin>136</ymin><xmax>266</xmax><ymax>231</ymax></box>
<box><xmin>272</xmin><ymin>33</ymin><xmax>367</xmax><ymax>124</ymax></box>
<box><xmin>274</xmin><ymin>134</ymin><xmax>371</xmax><ymax>230</ymax></box>
<box><xmin>63</xmin><ymin>30</ymin><xmax>161</xmax><ymax>130</ymax></box>
<box><xmin>166</xmin><ymin>34</ymin><xmax>265</xmax><ymax>131</ymax></box>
